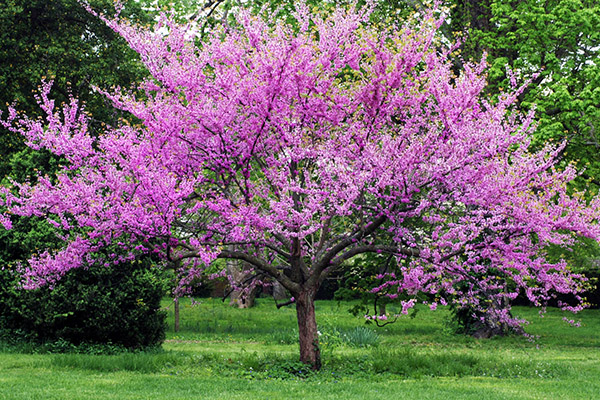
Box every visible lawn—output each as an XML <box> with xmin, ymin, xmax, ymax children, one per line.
<box><xmin>1</xmin><ymin>298</ymin><xmax>598</xmax><ymax>399</ymax></box>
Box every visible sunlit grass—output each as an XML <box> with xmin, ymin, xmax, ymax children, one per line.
<box><xmin>1</xmin><ymin>297</ymin><xmax>599</xmax><ymax>399</ymax></box>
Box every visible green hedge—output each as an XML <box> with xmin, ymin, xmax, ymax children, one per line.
<box><xmin>0</xmin><ymin>259</ymin><xmax>167</xmax><ymax>350</ymax></box>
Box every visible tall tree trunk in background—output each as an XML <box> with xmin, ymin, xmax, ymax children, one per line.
<box><xmin>226</xmin><ymin>257</ymin><xmax>258</xmax><ymax>308</ymax></box>
<box><xmin>174</xmin><ymin>297</ymin><xmax>180</xmax><ymax>332</ymax></box>
<box><xmin>272</xmin><ymin>280</ymin><xmax>288</xmax><ymax>301</ymax></box>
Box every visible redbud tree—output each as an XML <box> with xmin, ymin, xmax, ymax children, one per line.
<box><xmin>2</xmin><ymin>1</ymin><xmax>599</xmax><ymax>368</ymax></box>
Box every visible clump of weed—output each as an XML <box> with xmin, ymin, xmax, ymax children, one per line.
<box><xmin>261</xmin><ymin>359</ymin><xmax>315</xmax><ymax>380</ymax></box>
<box><xmin>341</xmin><ymin>326</ymin><xmax>380</xmax><ymax>348</ymax></box>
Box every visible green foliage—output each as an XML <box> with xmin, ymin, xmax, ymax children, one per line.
<box><xmin>545</xmin><ymin>235</ymin><xmax>600</xmax><ymax>272</ymax></box>
<box><xmin>0</xmin><ymin>259</ymin><xmax>168</xmax><ymax>350</ymax></box>
<box><xmin>446</xmin><ymin>0</ymin><xmax>600</xmax><ymax>325</ymax></box>
<box><xmin>0</xmin><ymin>148</ymin><xmax>169</xmax><ymax>350</ymax></box>
<box><xmin>334</xmin><ymin>254</ymin><xmax>394</xmax><ymax>300</ymax></box>
<box><xmin>235</xmin><ymin>354</ymin><xmax>316</xmax><ymax>380</ymax></box>
<box><xmin>334</xmin><ymin>253</ymin><xmax>425</xmax><ymax>324</ymax></box>
<box><xmin>0</xmin><ymin>0</ymin><xmax>151</xmax><ymax>175</ymax></box>
<box><xmin>0</xmin><ymin>1</ymin><xmax>164</xmax><ymax>351</ymax></box>
<box><xmin>449</xmin><ymin>0</ymin><xmax>600</xmax><ymax>192</ymax></box>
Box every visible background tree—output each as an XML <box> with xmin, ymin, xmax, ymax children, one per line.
<box><xmin>0</xmin><ymin>0</ymin><xmax>152</xmax><ymax>173</ymax></box>
<box><xmin>449</xmin><ymin>0</ymin><xmax>600</xmax><ymax>188</ymax></box>
<box><xmin>2</xmin><ymin>2</ymin><xmax>599</xmax><ymax>369</ymax></box>
<box><xmin>0</xmin><ymin>0</ymin><xmax>171</xmax><ymax>348</ymax></box>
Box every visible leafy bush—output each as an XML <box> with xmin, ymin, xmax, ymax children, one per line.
<box><xmin>0</xmin><ymin>258</ymin><xmax>168</xmax><ymax>350</ymax></box>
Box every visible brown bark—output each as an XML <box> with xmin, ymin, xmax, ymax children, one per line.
<box><xmin>174</xmin><ymin>297</ymin><xmax>180</xmax><ymax>332</ymax></box>
<box><xmin>295</xmin><ymin>289</ymin><xmax>321</xmax><ymax>370</ymax></box>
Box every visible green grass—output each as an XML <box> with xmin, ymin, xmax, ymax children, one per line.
<box><xmin>1</xmin><ymin>298</ymin><xmax>599</xmax><ymax>399</ymax></box>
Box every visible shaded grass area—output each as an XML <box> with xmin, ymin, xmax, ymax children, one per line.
<box><xmin>1</xmin><ymin>298</ymin><xmax>599</xmax><ymax>399</ymax></box>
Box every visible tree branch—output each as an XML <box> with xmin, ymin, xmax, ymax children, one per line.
<box><xmin>331</xmin><ymin>245</ymin><xmax>420</xmax><ymax>267</ymax></box>
<box><xmin>217</xmin><ymin>249</ymin><xmax>301</xmax><ymax>293</ymax></box>
<box><xmin>275</xmin><ymin>298</ymin><xmax>296</xmax><ymax>308</ymax></box>
<box><xmin>310</xmin><ymin>213</ymin><xmax>390</xmax><ymax>285</ymax></box>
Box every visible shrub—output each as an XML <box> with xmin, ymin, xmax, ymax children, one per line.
<box><xmin>0</xmin><ymin>258</ymin><xmax>168</xmax><ymax>350</ymax></box>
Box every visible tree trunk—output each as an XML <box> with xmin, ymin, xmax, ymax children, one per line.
<box><xmin>295</xmin><ymin>290</ymin><xmax>321</xmax><ymax>370</ymax></box>
<box><xmin>272</xmin><ymin>280</ymin><xmax>288</xmax><ymax>300</ymax></box>
<box><xmin>226</xmin><ymin>257</ymin><xmax>258</xmax><ymax>308</ymax></box>
<box><xmin>229</xmin><ymin>285</ymin><xmax>259</xmax><ymax>308</ymax></box>
<box><xmin>174</xmin><ymin>297</ymin><xmax>180</xmax><ymax>332</ymax></box>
